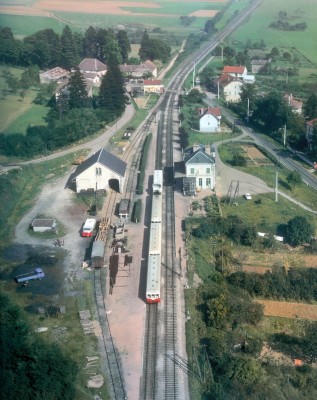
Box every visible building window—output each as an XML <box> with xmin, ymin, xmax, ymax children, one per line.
<box><xmin>206</xmin><ymin>168</ymin><xmax>210</xmax><ymax>174</ymax></box>
<box><xmin>206</xmin><ymin>178</ymin><xmax>211</xmax><ymax>187</ymax></box>
<box><xmin>190</xmin><ymin>168</ymin><xmax>195</xmax><ymax>174</ymax></box>
<box><xmin>96</xmin><ymin>167</ymin><xmax>102</xmax><ymax>176</ymax></box>
<box><xmin>199</xmin><ymin>178</ymin><xmax>202</xmax><ymax>186</ymax></box>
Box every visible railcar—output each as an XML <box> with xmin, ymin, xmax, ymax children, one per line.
<box><xmin>151</xmin><ymin>194</ymin><xmax>162</xmax><ymax>223</ymax></box>
<box><xmin>148</xmin><ymin>223</ymin><xmax>162</xmax><ymax>255</ymax></box>
<box><xmin>146</xmin><ymin>254</ymin><xmax>161</xmax><ymax>303</ymax></box>
<box><xmin>153</xmin><ymin>170</ymin><xmax>163</xmax><ymax>195</ymax></box>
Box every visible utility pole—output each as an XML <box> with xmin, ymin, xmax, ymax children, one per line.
<box><xmin>247</xmin><ymin>98</ymin><xmax>250</xmax><ymax>122</ymax></box>
<box><xmin>275</xmin><ymin>171</ymin><xmax>278</xmax><ymax>202</ymax></box>
<box><xmin>192</xmin><ymin>62</ymin><xmax>196</xmax><ymax>89</ymax></box>
<box><xmin>217</xmin><ymin>80</ymin><xmax>219</xmax><ymax>99</ymax></box>
<box><xmin>283</xmin><ymin>124</ymin><xmax>286</xmax><ymax>147</ymax></box>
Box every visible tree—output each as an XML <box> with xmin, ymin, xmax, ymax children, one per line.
<box><xmin>68</xmin><ymin>68</ymin><xmax>90</xmax><ymax>109</ymax></box>
<box><xmin>253</xmin><ymin>92</ymin><xmax>292</xmax><ymax>133</ymax></box>
<box><xmin>204</xmin><ymin>20</ymin><xmax>217</xmax><ymax>34</ymax></box>
<box><xmin>98</xmin><ymin>59</ymin><xmax>128</xmax><ymax>117</ymax></box>
<box><xmin>304</xmin><ymin>93</ymin><xmax>317</xmax><ymax>119</ymax></box>
<box><xmin>97</xmin><ymin>28</ymin><xmax>122</xmax><ymax>64</ymax></box>
<box><xmin>138</xmin><ymin>30</ymin><xmax>171</xmax><ymax>63</ymax></box>
<box><xmin>117</xmin><ymin>30</ymin><xmax>131</xmax><ymax>63</ymax></box>
<box><xmin>139</xmin><ymin>30</ymin><xmax>151</xmax><ymax>61</ymax></box>
<box><xmin>199</xmin><ymin>65</ymin><xmax>216</xmax><ymax>91</ymax></box>
<box><xmin>83</xmin><ymin>26</ymin><xmax>97</xmax><ymax>58</ymax></box>
<box><xmin>60</xmin><ymin>25</ymin><xmax>78</xmax><ymax>69</ymax></box>
<box><xmin>226</xmin><ymin>357</ymin><xmax>264</xmax><ymax>388</ymax></box>
<box><xmin>287</xmin><ymin>113</ymin><xmax>306</xmax><ymax>149</ymax></box>
<box><xmin>0</xmin><ymin>294</ymin><xmax>78</xmax><ymax>400</ymax></box>
<box><xmin>286</xmin><ymin>170</ymin><xmax>302</xmax><ymax>190</ymax></box>
<box><xmin>286</xmin><ymin>216</ymin><xmax>315</xmax><ymax>246</ymax></box>
<box><xmin>232</xmin><ymin>152</ymin><xmax>247</xmax><ymax>167</ymax></box>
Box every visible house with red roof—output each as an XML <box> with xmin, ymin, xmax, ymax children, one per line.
<box><xmin>223</xmin><ymin>65</ymin><xmax>248</xmax><ymax>78</ymax></box>
<box><xmin>283</xmin><ymin>93</ymin><xmax>303</xmax><ymax>114</ymax></box>
<box><xmin>197</xmin><ymin>107</ymin><xmax>221</xmax><ymax>132</ymax></box>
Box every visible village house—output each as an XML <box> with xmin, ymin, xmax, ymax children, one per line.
<box><xmin>143</xmin><ymin>79</ymin><xmax>164</xmax><ymax>94</ymax></box>
<box><xmin>39</xmin><ymin>67</ymin><xmax>70</xmax><ymax>84</ymax></box>
<box><xmin>283</xmin><ymin>93</ymin><xmax>303</xmax><ymax>114</ymax></box>
<box><xmin>305</xmin><ymin>118</ymin><xmax>317</xmax><ymax>150</ymax></box>
<box><xmin>183</xmin><ymin>145</ymin><xmax>216</xmax><ymax>195</ymax></box>
<box><xmin>78</xmin><ymin>58</ymin><xmax>107</xmax><ymax>86</ymax></box>
<box><xmin>197</xmin><ymin>107</ymin><xmax>221</xmax><ymax>132</ymax></box>
<box><xmin>120</xmin><ymin>60</ymin><xmax>157</xmax><ymax>78</ymax></box>
<box><xmin>215</xmin><ymin>73</ymin><xmax>243</xmax><ymax>103</ymax></box>
<box><xmin>72</xmin><ymin>148</ymin><xmax>127</xmax><ymax>193</ymax></box>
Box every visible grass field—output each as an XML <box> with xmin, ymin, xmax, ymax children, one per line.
<box><xmin>4</xmin><ymin>103</ymin><xmax>48</xmax><ymax>134</ymax></box>
<box><xmin>231</xmin><ymin>0</ymin><xmax>317</xmax><ymax>65</ymax></box>
<box><xmin>0</xmin><ymin>66</ymin><xmax>48</xmax><ymax>134</ymax></box>
<box><xmin>0</xmin><ymin>14</ymin><xmax>66</xmax><ymax>37</ymax></box>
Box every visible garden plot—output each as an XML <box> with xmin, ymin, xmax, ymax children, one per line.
<box><xmin>257</xmin><ymin>299</ymin><xmax>317</xmax><ymax>321</ymax></box>
<box><xmin>241</xmin><ymin>144</ymin><xmax>273</xmax><ymax>166</ymax></box>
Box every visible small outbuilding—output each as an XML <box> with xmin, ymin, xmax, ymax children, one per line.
<box><xmin>31</xmin><ymin>218</ymin><xmax>57</xmax><ymax>233</ymax></box>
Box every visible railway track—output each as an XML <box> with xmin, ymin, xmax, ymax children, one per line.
<box><xmin>142</xmin><ymin>304</ymin><xmax>159</xmax><ymax>399</ymax></box>
<box><xmin>94</xmin><ymin>267</ymin><xmax>126</xmax><ymax>400</ymax></box>
<box><xmin>93</xmin><ymin>107</ymin><xmax>155</xmax><ymax>400</ymax></box>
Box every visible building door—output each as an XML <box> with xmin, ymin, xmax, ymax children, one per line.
<box><xmin>199</xmin><ymin>178</ymin><xmax>202</xmax><ymax>187</ymax></box>
<box><xmin>206</xmin><ymin>178</ymin><xmax>211</xmax><ymax>187</ymax></box>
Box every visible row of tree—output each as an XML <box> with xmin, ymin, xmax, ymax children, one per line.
<box><xmin>0</xmin><ymin>25</ymin><xmax>171</xmax><ymax>70</ymax></box>
<box><xmin>228</xmin><ymin>266</ymin><xmax>317</xmax><ymax>302</ymax></box>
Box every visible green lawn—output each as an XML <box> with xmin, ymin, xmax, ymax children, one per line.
<box><xmin>231</xmin><ymin>0</ymin><xmax>317</xmax><ymax>65</ymax></box>
<box><xmin>4</xmin><ymin>103</ymin><xmax>48</xmax><ymax>134</ymax></box>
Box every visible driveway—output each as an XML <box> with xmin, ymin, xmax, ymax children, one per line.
<box><xmin>214</xmin><ymin>137</ymin><xmax>274</xmax><ymax>198</ymax></box>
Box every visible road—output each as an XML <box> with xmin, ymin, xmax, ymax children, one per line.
<box><xmin>205</xmin><ymin>96</ymin><xmax>317</xmax><ymax>192</ymax></box>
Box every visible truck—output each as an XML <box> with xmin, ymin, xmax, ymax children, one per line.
<box><xmin>81</xmin><ymin>218</ymin><xmax>96</xmax><ymax>237</ymax></box>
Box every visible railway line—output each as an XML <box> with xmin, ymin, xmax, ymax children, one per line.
<box><xmin>93</xmin><ymin>115</ymin><xmax>155</xmax><ymax>399</ymax></box>
<box><xmin>90</xmin><ymin>1</ymin><xmax>265</xmax><ymax>399</ymax></box>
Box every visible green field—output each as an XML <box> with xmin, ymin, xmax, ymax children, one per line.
<box><xmin>4</xmin><ymin>104</ymin><xmax>48</xmax><ymax>134</ymax></box>
<box><xmin>0</xmin><ymin>15</ymin><xmax>66</xmax><ymax>37</ymax></box>
<box><xmin>231</xmin><ymin>0</ymin><xmax>317</xmax><ymax>65</ymax></box>
<box><xmin>0</xmin><ymin>0</ymin><xmax>230</xmax><ymax>36</ymax></box>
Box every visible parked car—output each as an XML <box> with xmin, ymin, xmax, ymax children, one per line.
<box><xmin>244</xmin><ymin>193</ymin><xmax>252</xmax><ymax>200</ymax></box>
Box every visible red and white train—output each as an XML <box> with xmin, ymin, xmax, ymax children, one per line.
<box><xmin>146</xmin><ymin>170</ymin><xmax>163</xmax><ymax>303</ymax></box>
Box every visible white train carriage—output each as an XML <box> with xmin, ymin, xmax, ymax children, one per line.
<box><xmin>146</xmin><ymin>254</ymin><xmax>161</xmax><ymax>303</ymax></box>
<box><xmin>148</xmin><ymin>223</ymin><xmax>161</xmax><ymax>255</ymax></box>
<box><xmin>151</xmin><ymin>194</ymin><xmax>162</xmax><ymax>223</ymax></box>
<box><xmin>153</xmin><ymin>170</ymin><xmax>163</xmax><ymax>195</ymax></box>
